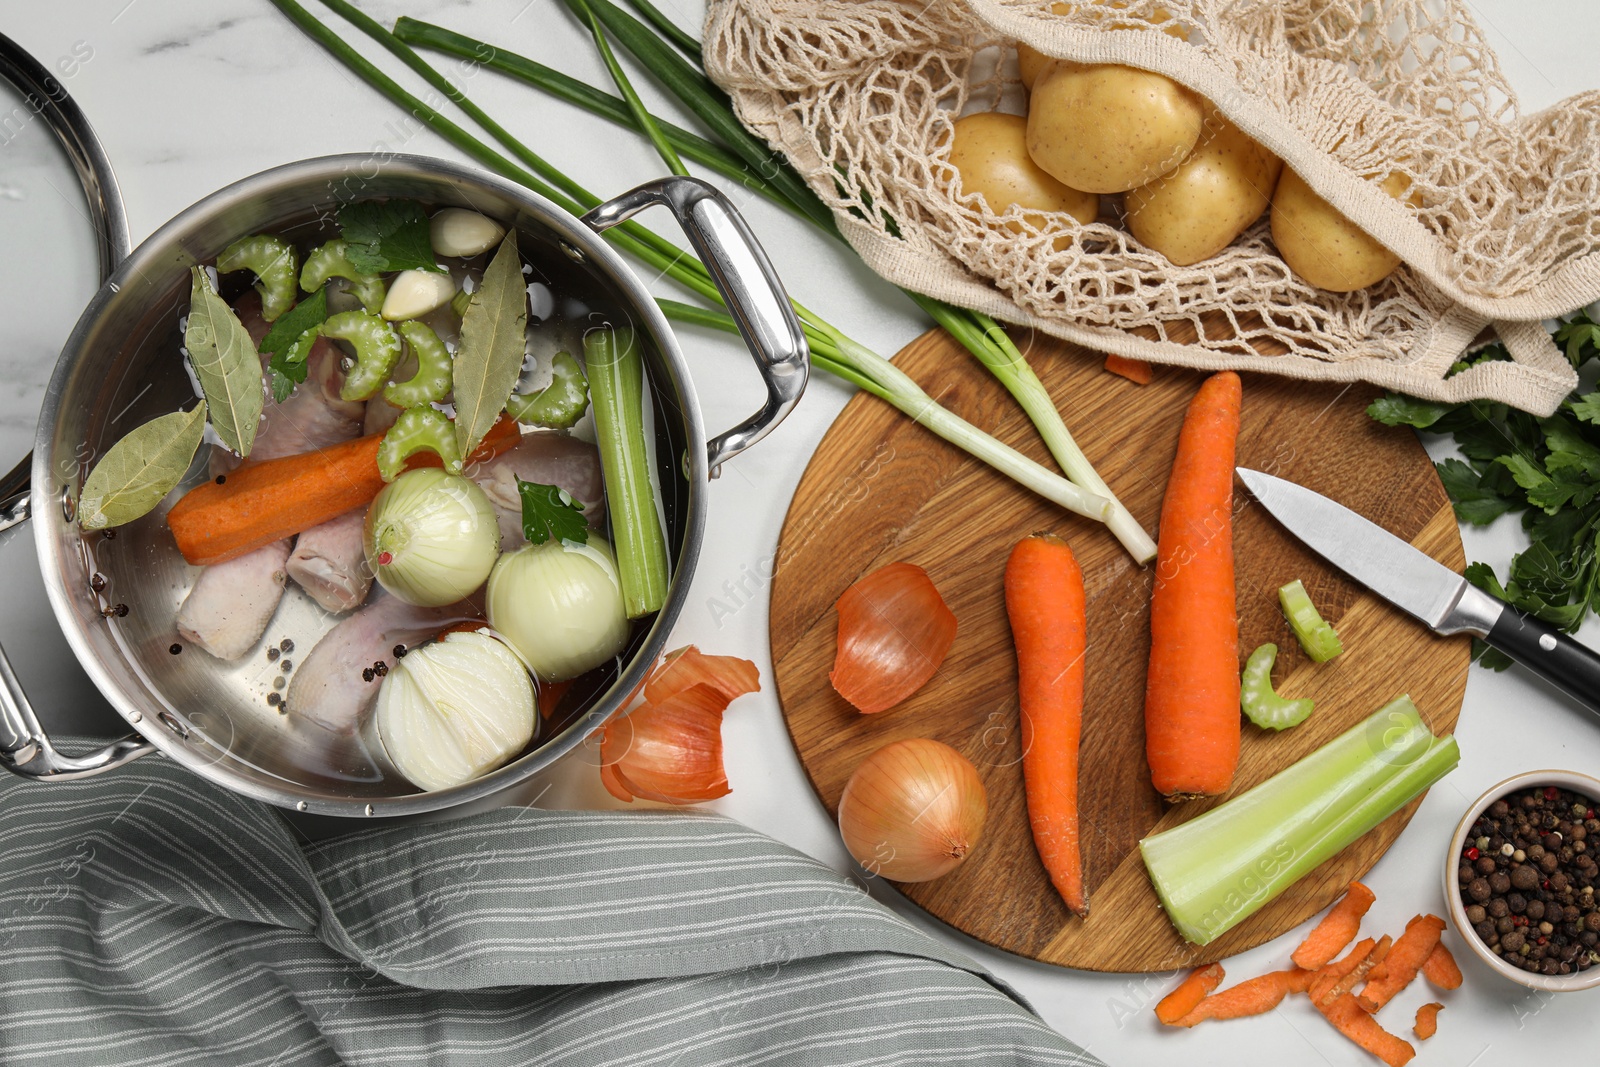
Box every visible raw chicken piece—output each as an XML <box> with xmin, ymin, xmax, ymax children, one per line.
<box><xmin>470</xmin><ymin>432</ymin><xmax>606</xmax><ymax>546</ymax></box>
<box><xmin>175</xmin><ymin>540</ymin><xmax>291</xmax><ymax>660</ymax></box>
<box><xmin>211</xmin><ymin>293</ymin><xmax>366</xmax><ymax>475</ymax></box>
<box><xmin>286</xmin><ymin>591</ymin><xmax>469</xmax><ymax>733</ymax></box>
<box><xmin>363</xmin><ymin>394</ymin><xmax>403</xmax><ymax>435</ymax></box>
<box><xmin>286</xmin><ymin>508</ymin><xmax>371</xmax><ymax>613</ymax></box>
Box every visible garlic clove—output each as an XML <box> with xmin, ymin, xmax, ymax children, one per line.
<box><xmin>430</xmin><ymin>208</ymin><xmax>508</xmax><ymax>258</ymax></box>
<box><xmin>381</xmin><ymin>269</ymin><xmax>457</xmax><ymax>322</ymax></box>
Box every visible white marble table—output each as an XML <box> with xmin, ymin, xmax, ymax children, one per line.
<box><xmin>2</xmin><ymin>1</ymin><xmax>1598</xmax><ymax>1063</ymax></box>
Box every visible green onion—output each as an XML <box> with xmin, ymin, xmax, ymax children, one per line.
<box><xmin>1279</xmin><ymin>579</ymin><xmax>1345</xmax><ymax>662</ymax></box>
<box><xmin>618</xmin><ymin>0</ymin><xmax>702</xmax><ymax>63</ymax></box>
<box><xmin>586</xmin><ymin>327</ymin><xmax>670</xmax><ymax>616</ymax></box>
<box><xmin>573</xmin><ymin>0</ymin><xmax>688</xmax><ymax>177</ymax></box>
<box><xmin>1139</xmin><ymin>696</ymin><xmax>1459</xmax><ymax>945</ymax></box>
<box><xmin>554</xmin><ymin>0</ymin><xmax>840</xmax><ymax>236</ymax></box>
<box><xmin>271</xmin><ymin>0</ymin><xmax>1117</xmax><ymax>532</ymax></box>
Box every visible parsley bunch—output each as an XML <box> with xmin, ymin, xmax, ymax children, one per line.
<box><xmin>1369</xmin><ymin>312</ymin><xmax>1600</xmax><ymax>667</ymax></box>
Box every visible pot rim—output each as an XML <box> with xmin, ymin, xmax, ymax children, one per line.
<box><xmin>30</xmin><ymin>152</ymin><xmax>709</xmax><ymax>818</ymax></box>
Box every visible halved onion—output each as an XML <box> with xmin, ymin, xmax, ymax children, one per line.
<box><xmin>829</xmin><ymin>562</ymin><xmax>957</xmax><ymax>713</ymax></box>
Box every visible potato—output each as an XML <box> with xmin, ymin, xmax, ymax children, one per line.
<box><xmin>948</xmin><ymin>112</ymin><xmax>1098</xmax><ymax>230</ymax></box>
<box><xmin>1270</xmin><ymin>168</ymin><xmax>1410</xmax><ymax>292</ymax></box>
<box><xmin>1125</xmin><ymin>109</ymin><xmax>1282</xmax><ymax>266</ymax></box>
<box><xmin>1026</xmin><ymin>61</ymin><xmax>1205</xmax><ymax>194</ymax></box>
<box><xmin>1018</xmin><ymin>5</ymin><xmax>1188</xmax><ymax>91</ymax></box>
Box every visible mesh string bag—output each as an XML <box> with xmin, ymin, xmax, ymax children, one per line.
<box><xmin>704</xmin><ymin>0</ymin><xmax>1600</xmax><ymax>414</ymax></box>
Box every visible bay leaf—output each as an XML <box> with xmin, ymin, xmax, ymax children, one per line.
<box><xmin>79</xmin><ymin>401</ymin><xmax>208</xmax><ymax>531</ymax></box>
<box><xmin>453</xmin><ymin>231</ymin><xmax>528</xmax><ymax>457</ymax></box>
<box><xmin>186</xmin><ymin>267</ymin><xmax>264</xmax><ymax>457</ymax></box>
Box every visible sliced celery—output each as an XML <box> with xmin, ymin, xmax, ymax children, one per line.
<box><xmin>1279</xmin><ymin>579</ymin><xmax>1344</xmax><ymax>662</ymax></box>
<box><xmin>1140</xmin><ymin>696</ymin><xmax>1459</xmax><ymax>945</ymax></box>
<box><xmin>1239</xmin><ymin>643</ymin><xmax>1313</xmax><ymax>731</ymax></box>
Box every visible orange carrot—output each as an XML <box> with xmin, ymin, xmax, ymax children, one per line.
<box><xmin>1413</xmin><ymin>1002</ymin><xmax>1443</xmax><ymax>1041</ymax></box>
<box><xmin>1421</xmin><ymin>941</ymin><xmax>1462</xmax><ymax>990</ymax></box>
<box><xmin>1316</xmin><ymin>934</ymin><xmax>1391</xmax><ymax>1006</ymax></box>
<box><xmin>168</xmin><ymin>414</ymin><xmax>521</xmax><ymax>565</ymax></box>
<box><xmin>1005</xmin><ymin>533</ymin><xmax>1090</xmax><ymax>916</ymax></box>
<box><xmin>1144</xmin><ymin>371</ymin><xmax>1242</xmax><ymax>799</ymax></box>
<box><xmin>1105</xmin><ymin>353</ymin><xmax>1152</xmax><ymax>384</ymax></box>
<box><xmin>1292</xmin><ymin>881</ymin><xmax>1377</xmax><ymax>969</ymax></box>
<box><xmin>539</xmin><ymin>679</ymin><xmax>574</xmax><ymax>720</ymax></box>
<box><xmin>1360</xmin><ymin>914</ymin><xmax>1446</xmax><ymax>1011</ymax></box>
<box><xmin>1316</xmin><ymin>992</ymin><xmax>1416</xmax><ymax>1067</ymax></box>
<box><xmin>1172</xmin><ymin>970</ymin><xmax>1295</xmax><ymax>1026</ymax></box>
<box><xmin>1155</xmin><ymin>962</ymin><xmax>1225</xmax><ymax>1025</ymax></box>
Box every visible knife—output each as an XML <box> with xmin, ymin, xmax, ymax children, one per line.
<box><xmin>1237</xmin><ymin>467</ymin><xmax>1600</xmax><ymax>719</ymax></box>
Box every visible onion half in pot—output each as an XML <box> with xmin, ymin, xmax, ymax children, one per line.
<box><xmin>374</xmin><ymin>629</ymin><xmax>536</xmax><ymax>791</ymax></box>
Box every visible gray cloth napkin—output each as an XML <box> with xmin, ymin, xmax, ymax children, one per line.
<box><xmin>0</xmin><ymin>749</ymin><xmax>1105</xmax><ymax>1066</ymax></box>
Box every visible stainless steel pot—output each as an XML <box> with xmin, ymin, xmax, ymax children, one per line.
<box><xmin>0</xmin><ymin>152</ymin><xmax>807</xmax><ymax>817</ymax></box>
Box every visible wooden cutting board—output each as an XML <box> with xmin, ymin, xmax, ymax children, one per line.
<box><xmin>769</xmin><ymin>327</ymin><xmax>1470</xmax><ymax>972</ymax></box>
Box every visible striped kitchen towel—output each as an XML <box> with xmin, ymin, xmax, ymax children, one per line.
<box><xmin>0</xmin><ymin>747</ymin><xmax>1104</xmax><ymax>1066</ymax></box>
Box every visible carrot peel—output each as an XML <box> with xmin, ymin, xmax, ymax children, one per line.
<box><xmin>1316</xmin><ymin>992</ymin><xmax>1415</xmax><ymax>1067</ymax></box>
<box><xmin>1359</xmin><ymin>914</ymin><xmax>1445</xmax><ymax>1012</ymax></box>
<box><xmin>1172</xmin><ymin>970</ymin><xmax>1294</xmax><ymax>1026</ymax></box>
<box><xmin>1413</xmin><ymin>1002</ymin><xmax>1443</xmax><ymax>1040</ymax></box>
<box><xmin>1292</xmin><ymin>881</ymin><xmax>1376</xmax><ymax>970</ymax></box>
<box><xmin>1104</xmin><ymin>353</ymin><xmax>1152</xmax><ymax>384</ymax></box>
<box><xmin>1155</xmin><ymin>962</ymin><xmax>1224</xmax><ymax>1026</ymax></box>
<box><xmin>1421</xmin><ymin>941</ymin><xmax>1462</xmax><ymax>990</ymax></box>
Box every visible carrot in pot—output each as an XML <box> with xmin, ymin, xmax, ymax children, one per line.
<box><xmin>1316</xmin><ymin>992</ymin><xmax>1415</xmax><ymax>1067</ymax></box>
<box><xmin>1420</xmin><ymin>941</ymin><xmax>1462</xmax><ymax>990</ymax></box>
<box><xmin>1291</xmin><ymin>880</ymin><xmax>1377</xmax><ymax>970</ymax></box>
<box><xmin>168</xmin><ymin>414</ymin><xmax>520</xmax><ymax>566</ymax></box>
<box><xmin>1359</xmin><ymin>914</ymin><xmax>1445</xmax><ymax>1012</ymax></box>
<box><xmin>1154</xmin><ymin>962</ymin><xmax>1224</xmax><ymax>1025</ymax></box>
<box><xmin>1144</xmin><ymin>371</ymin><xmax>1242</xmax><ymax>800</ymax></box>
<box><xmin>1413</xmin><ymin>1002</ymin><xmax>1443</xmax><ymax>1040</ymax></box>
<box><xmin>1104</xmin><ymin>353</ymin><xmax>1152</xmax><ymax>385</ymax></box>
<box><xmin>1171</xmin><ymin>970</ymin><xmax>1295</xmax><ymax>1026</ymax></box>
<box><xmin>1005</xmin><ymin>533</ymin><xmax>1089</xmax><ymax>917</ymax></box>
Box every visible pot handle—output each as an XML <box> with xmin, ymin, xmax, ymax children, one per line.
<box><xmin>581</xmin><ymin>177</ymin><xmax>808</xmax><ymax>477</ymax></box>
<box><xmin>0</xmin><ymin>638</ymin><xmax>153</xmax><ymax>781</ymax></box>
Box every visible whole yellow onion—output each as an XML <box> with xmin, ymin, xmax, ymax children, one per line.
<box><xmin>837</xmin><ymin>738</ymin><xmax>989</xmax><ymax>882</ymax></box>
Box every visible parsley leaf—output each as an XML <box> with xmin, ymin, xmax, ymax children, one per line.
<box><xmin>338</xmin><ymin>200</ymin><xmax>439</xmax><ymax>274</ymax></box>
<box><xmin>260</xmin><ymin>289</ymin><xmax>328</xmax><ymax>403</ymax></box>
<box><xmin>517</xmin><ymin>478</ymin><xmax>588</xmax><ymax>545</ymax></box>
<box><xmin>1371</xmin><ymin>309</ymin><xmax>1600</xmax><ymax>646</ymax></box>
<box><xmin>258</xmin><ymin>287</ymin><xmax>328</xmax><ymax>356</ymax></box>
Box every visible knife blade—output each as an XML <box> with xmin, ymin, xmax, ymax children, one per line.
<box><xmin>1237</xmin><ymin>467</ymin><xmax>1600</xmax><ymax>719</ymax></box>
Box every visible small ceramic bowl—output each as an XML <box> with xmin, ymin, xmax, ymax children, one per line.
<box><xmin>1443</xmin><ymin>769</ymin><xmax>1600</xmax><ymax>992</ymax></box>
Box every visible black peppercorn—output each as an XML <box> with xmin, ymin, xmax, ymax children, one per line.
<box><xmin>169</xmin><ymin>643</ymin><xmax>182</xmax><ymax>655</ymax></box>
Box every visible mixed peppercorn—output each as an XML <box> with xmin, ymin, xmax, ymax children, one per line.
<box><xmin>1458</xmin><ymin>785</ymin><xmax>1600</xmax><ymax>976</ymax></box>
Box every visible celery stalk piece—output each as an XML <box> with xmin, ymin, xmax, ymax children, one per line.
<box><xmin>1139</xmin><ymin>696</ymin><xmax>1459</xmax><ymax>945</ymax></box>
<box><xmin>1239</xmin><ymin>643</ymin><xmax>1314</xmax><ymax>731</ymax></box>
<box><xmin>585</xmin><ymin>327</ymin><xmax>669</xmax><ymax>617</ymax></box>
<box><xmin>1279</xmin><ymin>579</ymin><xmax>1344</xmax><ymax>662</ymax></box>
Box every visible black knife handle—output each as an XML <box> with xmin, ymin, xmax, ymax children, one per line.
<box><xmin>1487</xmin><ymin>608</ymin><xmax>1600</xmax><ymax>718</ymax></box>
